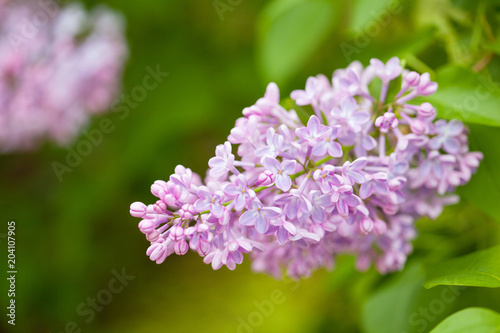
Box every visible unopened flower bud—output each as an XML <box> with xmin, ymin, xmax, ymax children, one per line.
<box><xmin>174</xmin><ymin>241</ymin><xmax>189</xmax><ymax>255</ymax></box>
<box><xmin>139</xmin><ymin>219</ymin><xmax>155</xmax><ymax>234</ymax></box>
<box><xmin>418</xmin><ymin>102</ymin><xmax>436</xmax><ymax>118</ymax></box>
<box><xmin>358</xmin><ymin>218</ymin><xmax>374</xmax><ymax>235</ymax></box>
<box><xmin>256</xmin><ymin>170</ymin><xmax>275</xmax><ymax>186</ymax></box>
<box><xmin>169</xmin><ymin>225</ymin><xmax>185</xmax><ymax>242</ymax></box>
<box><xmin>197</xmin><ymin>240</ymin><xmax>211</xmax><ymax>257</ymax></box>
<box><xmin>417</xmin><ymin>73</ymin><xmax>438</xmax><ymax>96</ymax></box>
<box><xmin>410</xmin><ymin>119</ymin><xmax>427</xmax><ymax>135</ymax></box>
<box><xmin>373</xmin><ymin>219</ymin><xmax>387</xmax><ymax>235</ymax></box>
<box><xmin>404</xmin><ymin>71</ymin><xmax>420</xmax><ymax>87</ymax></box>
<box><xmin>130</xmin><ymin>202</ymin><xmax>147</xmax><ymax>218</ymax></box>
<box><xmin>146</xmin><ymin>230</ymin><xmax>160</xmax><ymax>242</ymax></box>
<box><xmin>154</xmin><ymin>201</ymin><xmax>167</xmax><ymax>213</ymax></box>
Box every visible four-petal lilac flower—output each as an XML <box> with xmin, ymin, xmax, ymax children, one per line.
<box><xmin>271</xmin><ymin>218</ymin><xmax>298</xmax><ymax>245</ymax></box>
<box><xmin>330</xmin><ymin>183</ymin><xmax>361</xmax><ymax>217</ymax></box>
<box><xmin>295</xmin><ymin>115</ymin><xmax>332</xmax><ymax>146</ymax></box>
<box><xmin>354</xmin><ymin>128</ymin><xmax>377</xmax><ymax>157</ymax></box>
<box><xmin>369</xmin><ymin>57</ymin><xmax>403</xmax><ymax>81</ymax></box>
<box><xmin>359</xmin><ymin>172</ymin><xmax>389</xmax><ymax>199</ymax></box>
<box><xmin>341</xmin><ymin>157</ymin><xmax>368</xmax><ymax>185</ymax></box>
<box><xmin>240</xmin><ymin>199</ymin><xmax>282</xmax><ymax>234</ymax></box>
<box><xmin>222</xmin><ymin>238</ymin><xmax>255</xmax><ymax>270</ymax></box>
<box><xmin>429</xmin><ymin>119</ymin><xmax>464</xmax><ymax>154</ymax></box>
<box><xmin>311</xmin><ymin>126</ymin><xmax>343</xmax><ymax>157</ymax></box>
<box><xmin>208</xmin><ymin>141</ymin><xmax>235</xmax><ymax>179</ymax></box>
<box><xmin>262</xmin><ymin>157</ymin><xmax>297</xmax><ymax>192</ymax></box>
<box><xmin>290</xmin><ymin>75</ymin><xmax>330</xmax><ymax>106</ymax></box>
<box><xmin>313</xmin><ymin>165</ymin><xmax>343</xmax><ymax>193</ymax></box>
<box><xmin>274</xmin><ymin>189</ymin><xmax>312</xmax><ymax>220</ymax></box>
<box><xmin>255</xmin><ymin>127</ymin><xmax>284</xmax><ymax>159</ymax></box>
<box><xmin>331</xmin><ymin>97</ymin><xmax>371</xmax><ymax>133</ymax></box>
<box><xmin>194</xmin><ymin>187</ymin><xmax>225</xmax><ymax>218</ymax></box>
<box><xmin>309</xmin><ymin>190</ymin><xmax>334</xmax><ymax>223</ymax></box>
<box><xmin>223</xmin><ymin>174</ymin><xmax>255</xmax><ymax>211</ymax></box>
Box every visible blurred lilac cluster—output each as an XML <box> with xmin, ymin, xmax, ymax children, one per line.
<box><xmin>131</xmin><ymin>57</ymin><xmax>482</xmax><ymax>279</ymax></box>
<box><xmin>0</xmin><ymin>1</ymin><xmax>127</xmax><ymax>152</ymax></box>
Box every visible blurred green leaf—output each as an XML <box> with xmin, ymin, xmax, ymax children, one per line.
<box><xmin>424</xmin><ymin>246</ymin><xmax>500</xmax><ymax>289</ymax></box>
<box><xmin>257</xmin><ymin>0</ymin><xmax>338</xmax><ymax>85</ymax></box>
<box><xmin>413</xmin><ymin>0</ymin><xmax>472</xmax><ymax>64</ymax></box>
<box><xmin>396</xmin><ymin>28</ymin><xmax>437</xmax><ymax>59</ymax></box>
<box><xmin>341</xmin><ymin>27</ymin><xmax>436</xmax><ymax>68</ymax></box>
<box><xmin>362</xmin><ymin>263</ymin><xmax>456</xmax><ymax>333</ymax></box>
<box><xmin>419</xmin><ymin>65</ymin><xmax>500</xmax><ymax>127</ymax></box>
<box><xmin>348</xmin><ymin>0</ymin><xmax>397</xmax><ymax>35</ymax></box>
<box><xmin>485</xmin><ymin>40</ymin><xmax>500</xmax><ymax>55</ymax></box>
<box><xmin>460</xmin><ymin>125</ymin><xmax>500</xmax><ymax>223</ymax></box>
<box><xmin>363</xmin><ymin>264</ymin><xmax>424</xmax><ymax>333</ymax></box>
<box><xmin>429</xmin><ymin>307</ymin><xmax>500</xmax><ymax>333</ymax></box>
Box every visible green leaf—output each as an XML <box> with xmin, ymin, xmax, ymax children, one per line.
<box><xmin>362</xmin><ymin>263</ymin><xmax>458</xmax><ymax>333</ymax></box>
<box><xmin>484</xmin><ymin>34</ymin><xmax>500</xmax><ymax>55</ymax></box>
<box><xmin>340</xmin><ymin>27</ymin><xmax>436</xmax><ymax>67</ymax></box>
<box><xmin>429</xmin><ymin>307</ymin><xmax>500</xmax><ymax>333</ymax></box>
<box><xmin>459</xmin><ymin>125</ymin><xmax>500</xmax><ymax>223</ymax></box>
<box><xmin>424</xmin><ymin>245</ymin><xmax>500</xmax><ymax>289</ymax></box>
<box><xmin>363</xmin><ymin>264</ymin><xmax>425</xmax><ymax>333</ymax></box>
<box><xmin>257</xmin><ymin>0</ymin><xmax>338</xmax><ymax>84</ymax></box>
<box><xmin>348</xmin><ymin>0</ymin><xmax>398</xmax><ymax>35</ymax></box>
<box><xmin>419</xmin><ymin>65</ymin><xmax>500</xmax><ymax>127</ymax></box>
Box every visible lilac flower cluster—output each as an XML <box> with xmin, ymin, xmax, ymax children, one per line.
<box><xmin>0</xmin><ymin>1</ymin><xmax>127</xmax><ymax>152</ymax></box>
<box><xmin>131</xmin><ymin>57</ymin><xmax>482</xmax><ymax>279</ymax></box>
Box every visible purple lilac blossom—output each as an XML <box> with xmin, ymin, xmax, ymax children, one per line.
<box><xmin>131</xmin><ymin>57</ymin><xmax>483</xmax><ymax>279</ymax></box>
<box><xmin>0</xmin><ymin>1</ymin><xmax>127</xmax><ymax>152</ymax></box>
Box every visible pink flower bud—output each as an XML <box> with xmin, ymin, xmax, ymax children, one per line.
<box><xmin>138</xmin><ymin>219</ymin><xmax>155</xmax><ymax>234</ymax></box>
<box><xmin>146</xmin><ymin>230</ymin><xmax>160</xmax><ymax>242</ymax></box>
<box><xmin>417</xmin><ymin>73</ymin><xmax>438</xmax><ymax>96</ymax></box>
<box><xmin>373</xmin><ymin>219</ymin><xmax>387</xmax><ymax>235</ymax></box>
<box><xmin>174</xmin><ymin>241</ymin><xmax>189</xmax><ymax>255</ymax></box>
<box><xmin>382</xmin><ymin>202</ymin><xmax>398</xmax><ymax>215</ymax></box>
<box><xmin>418</xmin><ymin>102</ymin><xmax>436</xmax><ymax>118</ymax></box>
<box><xmin>358</xmin><ymin>218</ymin><xmax>374</xmax><ymax>235</ymax></box>
<box><xmin>151</xmin><ymin>180</ymin><xmax>168</xmax><ymax>197</ymax></box>
<box><xmin>410</xmin><ymin>119</ymin><xmax>427</xmax><ymax>135</ymax></box>
<box><xmin>147</xmin><ymin>242</ymin><xmax>164</xmax><ymax>259</ymax></box>
<box><xmin>162</xmin><ymin>193</ymin><xmax>177</xmax><ymax>206</ymax></box>
<box><xmin>179</xmin><ymin>204</ymin><xmax>194</xmax><ymax>220</ymax></box>
<box><xmin>256</xmin><ymin>170</ymin><xmax>275</xmax><ymax>186</ymax></box>
<box><xmin>130</xmin><ymin>202</ymin><xmax>147</xmax><ymax>218</ymax></box>
<box><xmin>179</xmin><ymin>209</ymin><xmax>193</xmax><ymax>220</ymax></box>
<box><xmin>154</xmin><ymin>201</ymin><xmax>167</xmax><ymax>213</ymax></box>
<box><xmin>404</xmin><ymin>71</ymin><xmax>420</xmax><ymax>86</ymax></box>
<box><xmin>169</xmin><ymin>226</ymin><xmax>185</xmax><ymax>242</ymax></box>
<box><xmin>197</xmin><ymin>239</ymin><xmax>211</xmax><ymax>256</ymax></box>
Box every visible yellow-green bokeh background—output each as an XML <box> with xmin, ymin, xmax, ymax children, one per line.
<box><xmin>2</xmin><ymin>0</ymin><xmax>500</xmax><ymax>332</ymax></box>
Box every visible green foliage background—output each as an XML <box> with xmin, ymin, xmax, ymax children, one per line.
<box><xmin>1</xmin><ymin>0</ymin><xmax>500</xmax><ymax>332</ymax></box>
